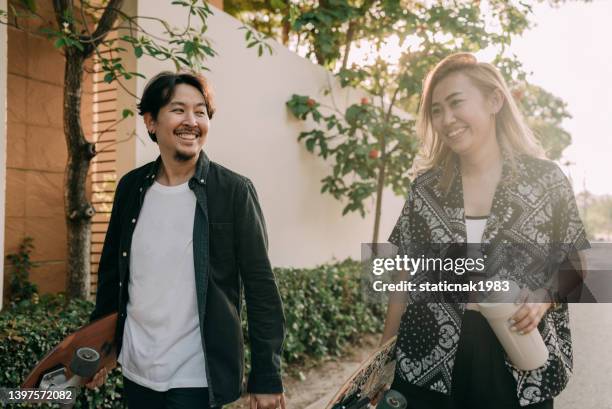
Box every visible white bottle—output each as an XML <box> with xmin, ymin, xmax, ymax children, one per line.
<box><xmin>478</xmin><ymin>281</ymin><xmax>549</xmax><ymax>371</ymax></box>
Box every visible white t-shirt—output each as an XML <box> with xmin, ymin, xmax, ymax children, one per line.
<box><xmin>118</xmin><ymin>181</ymin><xmax>208</xmax><ymax>391</ymax></box>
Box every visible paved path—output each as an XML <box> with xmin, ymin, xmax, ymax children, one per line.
<box><xmin>556</xmin><ymin>246</ymin><xmax>612</xmax><ymax>408</ymax></box>
<box><xmin>556</xmin><ymin>303</ymin><xmax>612</xmax><ymax>409</ymax></box>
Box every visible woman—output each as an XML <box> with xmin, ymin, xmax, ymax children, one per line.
<box><xmin>381</xmin><ymin>53</ymin><xmax>589</xmax><ymax>409</ymax></box>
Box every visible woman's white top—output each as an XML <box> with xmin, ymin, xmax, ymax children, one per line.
<box><xmin>466</xmin><ymin>216</ymin><xmax>487</xmax><ymax>244</ymax></box>
<box><xmin>118</xmin><ymin>181</ymin><xmax>208</xmax><ymax>391</ymax></box>
<box><xmin>466</xmin><ymin>215</ymin><xmax>488</xmax><ymax>311</ymax></box>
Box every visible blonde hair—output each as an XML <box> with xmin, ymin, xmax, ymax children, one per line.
<box><xmin>412</xmin><ymin>53</ymin><xmax>545</xmax><ymax>191</ymax></box>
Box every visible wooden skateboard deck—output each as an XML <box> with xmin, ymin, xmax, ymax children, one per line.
<box><xmin>326</xmin><ymin>336</ymin><xmax>397</xmax><ymax>409</ymax></box>
<box><xmin>22</xmin><ymin>312</ymin><xmax>118</xmax><ymax>388</ymax></box>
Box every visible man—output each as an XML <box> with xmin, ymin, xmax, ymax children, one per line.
<box><xmin>88</xmin><ymin>71</ymin><xmax>286</xmax><ymax>409</ymax></box>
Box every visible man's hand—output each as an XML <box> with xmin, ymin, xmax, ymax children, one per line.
<box><xmin>510</xmin><ymin>288</ymin><xmax>552</xmax><ymax>335</ymax></box>
<box><xmin>249</xmin><ymin>393</ymin><xmax>286</xmax><ymax>409</ymax></box>
<box><xmin>85</xmin><ymin>361</ymin><xmax>117</xmax><ymax>389</ymax></box>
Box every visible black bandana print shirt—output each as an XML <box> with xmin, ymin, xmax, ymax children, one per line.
<box><xmin>388</xmin><ymin>154</ymin><xmax>590</xmax><ymax>406</ymax></box>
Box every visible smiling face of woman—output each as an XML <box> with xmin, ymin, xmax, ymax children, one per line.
<box><xmin>430</xmin><ymin>72</ymin><xmax>499</xmax><ymax>157</ymax></box>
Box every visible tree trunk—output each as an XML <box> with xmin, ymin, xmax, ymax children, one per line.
<box><xmin>372</xmin><ymin>86</ymin><xmax>402</xmax><ymax>245</ymax></box>
<box><xmin>281</xmin><ymin>16</ymin><xmax>290</xmax><ymax>46</ymax></box>
<box><xmin>52</xmin><ymin>0</ymin><xmax>123</xmax><ymax>299</ymax></box>
<box><xmin>372</xmin><ymin>158</ymin><xmax>386</xmax><ymax>245</ymax></box>
<box><xmin>314</xmin><ymin>0</ymin><xmax>328</xmax><ymax>65</ymax></box>
<box><xmin>314</xmin><ymin>41</ymin><xmax>326</xmax><ymax>65</ymax></box>
<box><xmin>341</xmin><ymin>21</ymin><xmax>355</xmax><ymax>71</ymax></box>
<box><xmin>63</xmin><ymin>48</ymin><xmax>96</xmax><ymax>299</ymax></box>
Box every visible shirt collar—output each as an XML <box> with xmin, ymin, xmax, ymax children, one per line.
<box><xmin>144</xmin><ymin>150</ymin><xmax>210</xmax><ymax>187</ymax></box>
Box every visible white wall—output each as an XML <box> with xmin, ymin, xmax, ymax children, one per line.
<box><xmin>0</xmin><ymin>0</ymin><xmax>8</xmax><ymax>309</ymax></box>
<box><xmin>116</xmin><ymin>2</ymin><xmax>405</xmax><ymax>268</ymax></box>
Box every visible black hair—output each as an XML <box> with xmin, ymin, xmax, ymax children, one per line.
<box><xmin>137</xmin><ymin>71</ymin><xmax>215</xmax><ymax>142</ymax></box>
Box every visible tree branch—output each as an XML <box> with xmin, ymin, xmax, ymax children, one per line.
<box><xmin>385</xmin><ymin>85</ymin><xmax>401</xmax><ymax>123</ymax></box>
<box><xmin>84</xmin><ymin>5</ymin><xmax>195</xmax><ymax>42</ymax></box>
<box><xmin>96</xmin><ymin>130</ymin><xmax>138</xmax><ymax>155</ymax></box>
<box><xmin>84</xmin><ymin>0</ymin><xmax>124</xmax><ymax>56</ymax></box>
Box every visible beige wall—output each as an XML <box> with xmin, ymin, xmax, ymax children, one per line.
<box><xmin>0</xmin><ymin>0</ymin><xmax>7</xmax><ymax>309</ymax></box>
<box><xmin>3</xmin><ymin>2</ymin><xmax>94</xmax><ymax>296</ymax></box>
<box><xmin>115</xmin><ymin>2</ymin><xmax>405</xmax><ymax>268</ymax></box>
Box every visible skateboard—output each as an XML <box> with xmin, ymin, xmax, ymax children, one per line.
<box><xmin>326</xmin><ymin>336</ymin><xmax>406</xmax><ymax>409</ymax></box>
<box><xmin>22</xmin><ymin>312</ymin><xmax>118</xmax><ymax>391</ymax></box>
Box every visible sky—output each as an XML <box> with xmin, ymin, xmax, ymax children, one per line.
<box><xmin>346</xmin><ymin>0</ymin><xmax>612</xmax><ymax>196</ymax></box>
<box><xmin>509</xmin><ymin>0</ymin><xmax>612</xmax><ymax>196</ymax></box>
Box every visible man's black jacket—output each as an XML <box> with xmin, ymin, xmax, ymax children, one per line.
<box><xmin>90</xmin><ymin>151</ymin><xmax>285</xmax><ymax>406</ymax></box>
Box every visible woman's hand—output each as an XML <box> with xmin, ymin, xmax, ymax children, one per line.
<box><xmin>249</xmin><ymin>393</ymin><xmax>286</xmax><ymax>409</ymax></box>
<box><xmin>509</xmin><ymin>288</ymin><xmax>552</xmax><ymax>335</ymax></box>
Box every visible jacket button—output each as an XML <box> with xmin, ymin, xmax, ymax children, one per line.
<box><xmin>139</xmin><ymin>187</ymin><xmax>143</xmax><ymax>192</ymax></box>
<box><xmin>131</xmin><ymin>218</ymin><xmax>136</xmax><ymax>223</ymax></box>
<box><xmin>200</xmin><ymin>179</ymin><xmax>204</xmax><ymax>183</ymax></box>
<box><xmin>122</xmin><ymin>251</ymin><xmax>127</xmax><ymax>257</ymax></box>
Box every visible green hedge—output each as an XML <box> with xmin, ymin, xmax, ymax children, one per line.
<box><xmin>1</xmin><ymin>259</ymin><xmax>383</xmax><ymax>407</ymax></box>
<box><xmin>273</xmin><ymin>259</ymin><xmax>384</xmax><ymax>365</ymax></box>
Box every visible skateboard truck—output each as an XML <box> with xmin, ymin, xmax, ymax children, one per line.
<box><xmin>39</xmin><ymin>346</ymin><xmax>101</xmax><ymax>390</ymax></box>
<box><xmin>376</xmin><ymin>389</ymin><xmax>407</xmax><ymax>409</ymax></box>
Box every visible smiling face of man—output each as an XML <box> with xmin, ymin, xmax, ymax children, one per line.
<box><xmin>144</xmin><ymin>83</ymin><xmax>210</xmax><ymax>163</ymax></box>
